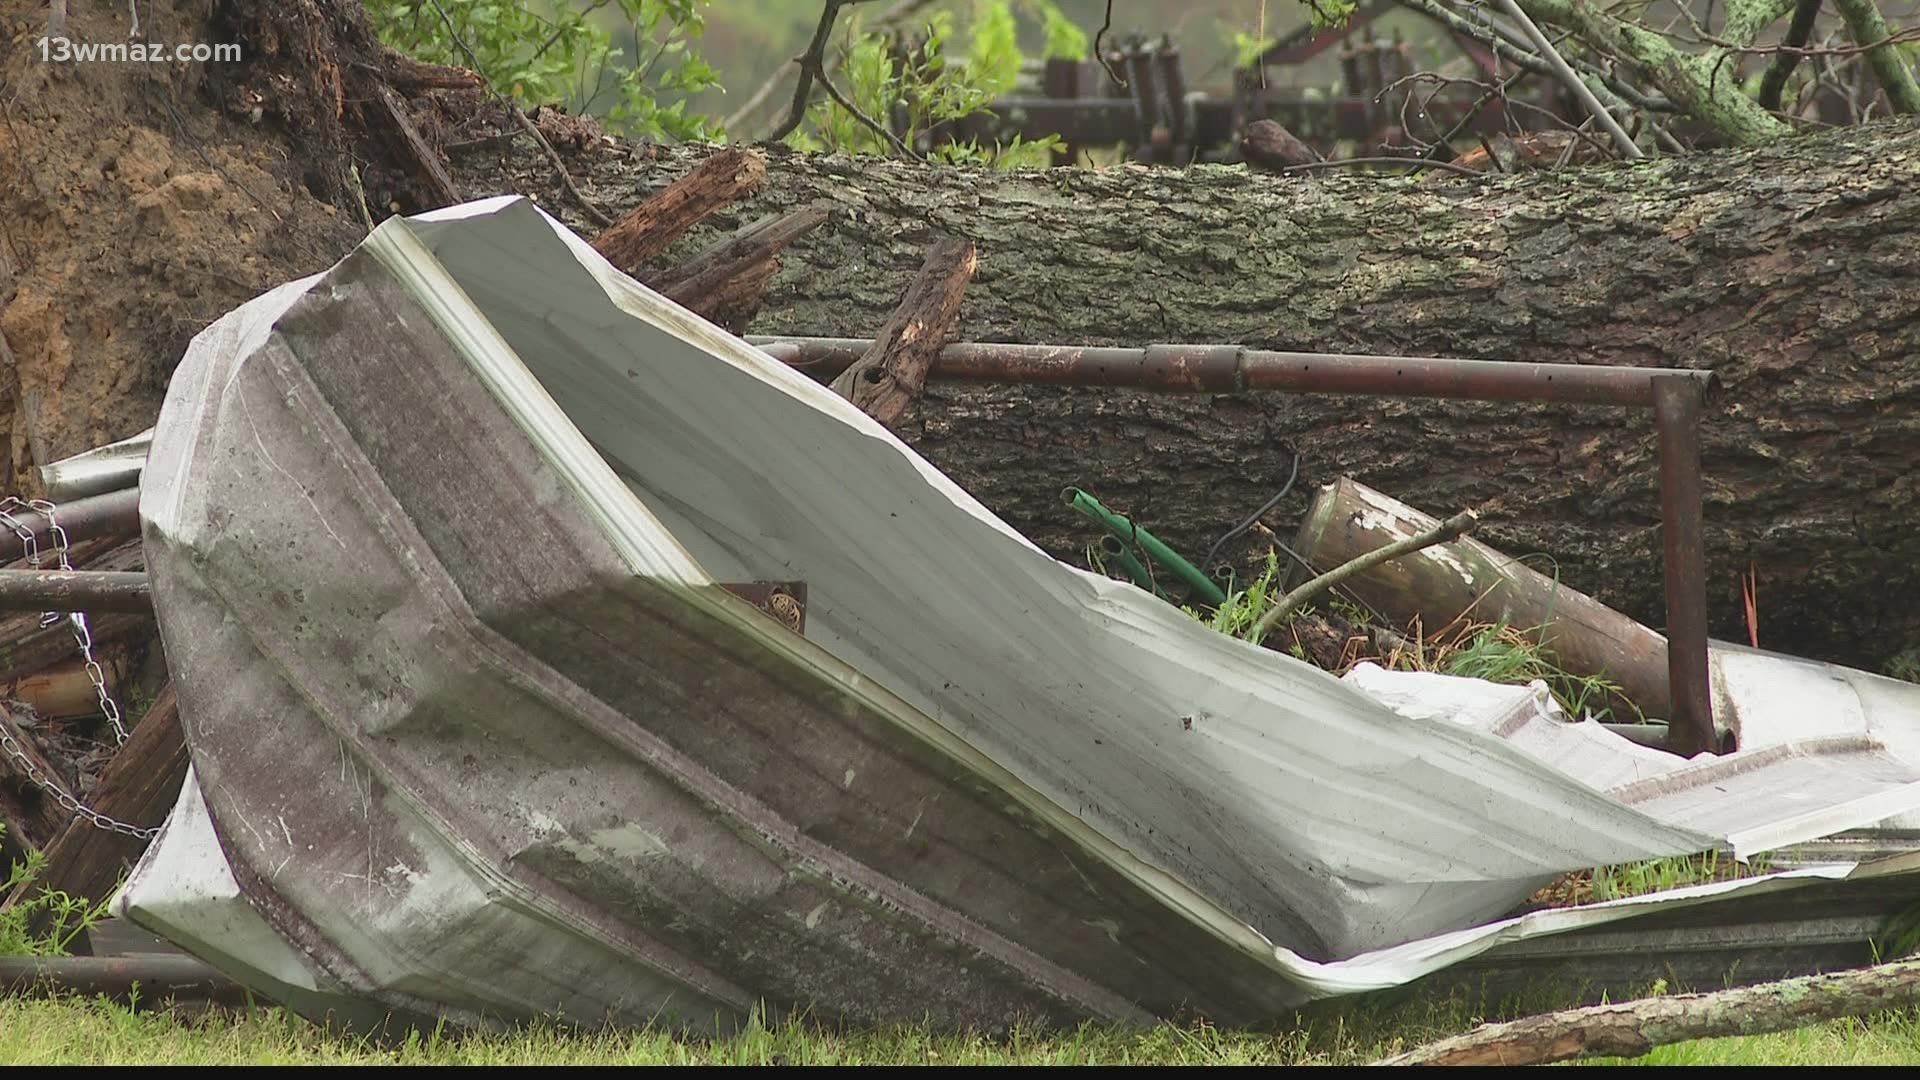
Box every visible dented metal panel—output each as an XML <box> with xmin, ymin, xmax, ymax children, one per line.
<box><xmin>119</xmin><ymin>197</ymin><xmax>1920</xmax><ymax>1034</ymax></box>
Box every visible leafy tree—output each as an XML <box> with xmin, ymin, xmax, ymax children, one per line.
<box><xmin>785</xmin><ymin>0</ymin><xmax>1078</xmax><ymax>167</ymax></box>
<box><xmin>368</xmin><ymin>0</ymin><xmax>722</xmax><ymax>141</ymax></box>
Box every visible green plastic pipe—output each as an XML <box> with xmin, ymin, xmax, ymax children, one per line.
<box><xmin>1097</xmin><ymin>535</ymin><xmax>1169</xmax><ymax>599</ymax></box>
<box><xmin>1065</xmin><ymin>488</ymin><xmax>1228</xmax><ymax>607</ymax></box>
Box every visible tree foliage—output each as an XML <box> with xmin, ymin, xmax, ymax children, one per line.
<box><xmin>784</xmin><ymin>0</ymin><xmax>1077</xmax><ymax>167</ymax></box>
<box><xmin>368</xmin><ymin>0</ymin><xmax>723</xmax><ymax>140</ymax></box>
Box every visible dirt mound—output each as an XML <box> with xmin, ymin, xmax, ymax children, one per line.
<box><xmin>0</xmin><ymin>0</ymin><xmax>446</xmax><ymax>493</ymax></box>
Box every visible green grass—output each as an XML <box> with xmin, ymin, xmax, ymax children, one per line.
<box><xmin>3</xmin><ymin>996</ymin><xmax>1919</xmax><ymax>1064</ymax></box>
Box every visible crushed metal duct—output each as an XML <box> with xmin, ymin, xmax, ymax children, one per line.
<box><xmin>113</xmin><ymin>197</ymin><xmax>1920</xmax><ymax>1034</ymax></box>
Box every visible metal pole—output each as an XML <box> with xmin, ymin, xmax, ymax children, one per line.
<box><xmin>0</xmin><ymin>487</ymin><xmax>142</xmax><ymax>563</ymax></box>
<box><xmin>751</xmin><ymin>336</ymin><xmax>1717</xmax><ymax>408</ymax></box>
<box><xmin>0</xmin><ymin>954</ymin><xmax>247</xmax><ymax>1005</ymax></box>
<box><xmin>0</xmin><ymin>570</ymin><xmax>153</xmax><ymax>613</ymax></box>
<box><xmin>1654</xmin><ymin>375</ymin><xmax>1716</xmax><ymax>755</ymax></box>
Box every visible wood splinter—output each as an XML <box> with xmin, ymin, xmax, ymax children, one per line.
<box><xmin>831</xmin><ymin>237</ymin><xmax>978</xmax><ymax>426</ymax></box>
<box><xmin>589</xmin><ymin>148</ymin><xmax>769</xmax><ymax>272</ymax></box>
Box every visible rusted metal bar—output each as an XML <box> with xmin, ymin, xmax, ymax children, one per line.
<box><xmin>1654</xmin><ymin>375</ymin><xmax>1717</xmax><ymax>755</ymax></box>
<box><xmin>758</xmin><ymin>334</ymin><xmax>1722</xmax><ymax>752</ymax></box>
<box><xmin>0</xmin><ymin>954</ymin><xmax>247</xmax><ymax>1006</ymax></box>
<box><xmin>0</xmin><ymin>487</ymin><xmax>142</xmax><ymax>563</ymax></box>
<box><xmin>0</xmin><ymin>570</ymin><xmax>153</xmax><ymax>613</ymax></box>
<box><xmin>751</xmin><ymin>337</ymin><xmax>1718</xmax><ymax>408</ymax></box>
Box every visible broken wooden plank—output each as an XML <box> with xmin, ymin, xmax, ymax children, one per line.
<box><xmin>652</xmin><ymin>206</ymin><xmax>829</xmax><ymax>332</ymax></box>
<box><xmin>829</xmin><ymin>237</ymin><xmax>978</xmax><ymax>426</ymax></box>
<box><xmin>589</xmin><ymin>148</ymin><xmax>767</xmax><ymax>272</ymax></box>
<box><xmin>379</xmin><ymin>45</ymin><xmax>484</xmax><ymax>92</ymax></box>
<box><xmin>369</xmin><ymin>82</ymin><xmax>462</xmax><ymax>210</ymax></box>
<box><xmin>5</xmin><ymin>685</ymin><xmax>185</xmax><ymax>915</ymax></box>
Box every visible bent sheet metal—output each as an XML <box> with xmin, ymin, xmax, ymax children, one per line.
<box><xmin>116</xmin><ymin>197</ymin><xmax>1920</xmax><ymax>1032</ymax></box>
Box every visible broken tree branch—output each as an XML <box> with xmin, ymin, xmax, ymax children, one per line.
<box><xmin>1251</xmin><ymin>509</ymin><xmax>1477</xmax><ymax>642</ymax></box>
<box><xmin>368</xmin><ymin>82</ymin><xmax>463</xmax><ymax>210</ymax></box>
<box><xmin>1516</xmin><ymin>0</ymin><xmax>1796</xmax><ymax>144</ymax></box>
<box><xmin>652</xmin><ymin>206</ymin><xmax>831</xmax><ymax>332</ymax></box>
<box><xmin>1832</xmin><ymin>0</ymin><xmax>1920</xmax><ymax>113</ymax></box>
<box><xmin>378</xmin><ymin>45</ymin><xmax>484</xmax><ymax>92</ymax></box>
<box><xmin>830</xmin><ymin>237</ymin><xmax>978</xmax><ymax>426</ymax></box>
<box><xmin>589</xmin><ymin>148</ymin><xmax>768</xmax><ymax>272</ymax></box>
<box><xmin>1496</xmin><ymin>0</ymin><xmax>1645</xmax><ymax>158</ymax></box>
<box><xmin>1376</xmin><ymin>954</ymin><xmax>1920</xmax><ymax>1065</ymax></box>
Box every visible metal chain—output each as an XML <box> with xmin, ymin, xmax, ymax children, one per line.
<box><xmin>29</xmin><ymin>499</ymin><xmax>131</xmax><ymax>745</ymax></box>
<box><xmin>0</xmin><ymin>496</ymin><xmax>154</xmax><ymax>839</ymax></box>
<box><xmin>0</xmin><ymin>726</ymin><xmax>155</xmax><ymax>839</ymax></box>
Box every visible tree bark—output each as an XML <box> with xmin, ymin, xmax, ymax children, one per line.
<box><xmin>1375</xmin><ymin>955</ymin><xmax>1920</xmax><ymax>1065</ymax></box>
<box><xmin>451</xmin><ymin>121</ymin><xmax>1920</xmax><ymax>671</ymax></box>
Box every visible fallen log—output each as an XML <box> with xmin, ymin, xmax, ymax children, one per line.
<box><xmin>1375</xmin><ymin>955</ymin><xmax>1920</xmax><ymax>1065</ymax></box>
<box><xmin>1295</xmin><ymin>477</ymin><xmax>1669</xmax><ymax>720</ymax></box>
<box><xmin>1254</xmin><ymin>504</ymin><xmax>1477</xmax><ymax>640</ymax></box>
<box><xmin>451</xmin><ymin>119</ymin><xmax>1920</xmax><ymax>670</ymax></box>
<box><xmin>5</xmin><ymin>647</ymin><xmax>131</xmax><ymax>721</ymax></box>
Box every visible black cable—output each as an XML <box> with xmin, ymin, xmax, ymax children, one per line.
<box><xmin>1202</xmin><ymin>448</ymin><xmax>1300</xmax><ymax>571</ymax></box>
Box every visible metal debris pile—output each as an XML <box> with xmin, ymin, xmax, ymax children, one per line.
<box><xmin>2</xmin><ymin>191</ymin><xmax>1920</xmax><ymax>1034</ymax></box>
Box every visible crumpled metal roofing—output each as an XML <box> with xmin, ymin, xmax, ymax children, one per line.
<box><xmin>115</xmin><ymin>196</ymin><xmax>1920</xmax><ymax>1033</ymax></box>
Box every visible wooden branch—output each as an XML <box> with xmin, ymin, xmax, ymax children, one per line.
<box><xmin>4</xmin><ymin>685</ymin><xmax>186</xmax><ymax>915</ymax></box>
<box><xmin>732</xmin><ymin>0</ymin><xmax>939</xmax><ymax>134</ymax></box>
<box><xmin>1517</xmin><ymin>0</ymin><xmax>1795</xmax><ymax>144</ymax></box>
<box><xmin>1495</xmin><ymin>0</ymin><xmax>1644</xmax><ymax>158</ymax></box>
<box><xmin>1377</xmin><ymin>955</ymin><xmax>1920</xmax><ymax>1065</ymax></box>
<box><xmin>368</xmin><ymin>83</ymin><xmax>462</xmax><ymax>210</ymax></box>
<box><xmin>764</xmin><ymin>0</ymin><xmax>883</xmax><ymax>145</ymax></box>
<box><xmin>1757</xmin><ymin>0</ymin><xmax>1823</xmax><ymax>111</ymax></box>
<box><xmin>829</xmin><ymin>237</ymin><xmax>977</xmax><ymax>426</ymax></box>
<box><xmin>378</xmin><ymin>45</ymin><xmax>484</xmax><ymax>92</ymax></box>
<box><xmin>651</xmin><ymin>206</ymin><xmax>830</xmax><ymax>333</ymax></box>
<box><xmin>589</xmin><ymin>148</ymin><xmax>768</xmax><ymax>272</ymax></box>
<box><xmin>1832</xmin><ymin>0</ymin><xmax>1920</xmax><ymax>113</ymax></box>
<box><xmin>1250</xmin><ymin>509</ymin><xmax>1477</xmax><ymax>642</ymax></box>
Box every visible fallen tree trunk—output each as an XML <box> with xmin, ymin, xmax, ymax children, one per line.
<box><xmin>450</xmin><ymin>121</ymin><xmax>1920</xmax><ymax>669</ymax></box>
<box><xmin>1375</xmin><ymin>955</ymin><xmax>1920</xmax><ymax>1065</ymax></box>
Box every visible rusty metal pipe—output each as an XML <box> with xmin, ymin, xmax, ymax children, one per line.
<box><xmin>1654</xmin><ymin>375</ymin><xmax>1716</xmax><ymax>755</ymax></box>
<box><xmin>0</xmin><ymin>487</ymin><xmax>142</xmax><ymax>563</ymax></box>
<box><xmin>757</xmin><ymin>333</ymin><xmax>1724</xmax><ymax>753</ymax></box>
<box><xmin>749</xmin><ymin>337</ymin><xmax>1717</xmax><ymax>408</ymax></box>
<box><xmin>0</xmin><ymin>954</ymin><xmax>247</xmax><ymax>1005</ymax></box>
<box><xmin>0</xmin><ymin>570</ymin><xmax>153</xmax><ymax>613</ymax></box>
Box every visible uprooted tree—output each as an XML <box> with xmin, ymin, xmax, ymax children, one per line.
<box><xmin>3</xmin><ymin>0</ymin><xmax>1920</xmax><ymax>679</ymax></box>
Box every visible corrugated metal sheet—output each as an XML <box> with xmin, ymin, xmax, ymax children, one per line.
<box><xmin>114</xmin><ymin>197</ymin><xmax>1920</xmax><ymax>1033</ymax></box>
